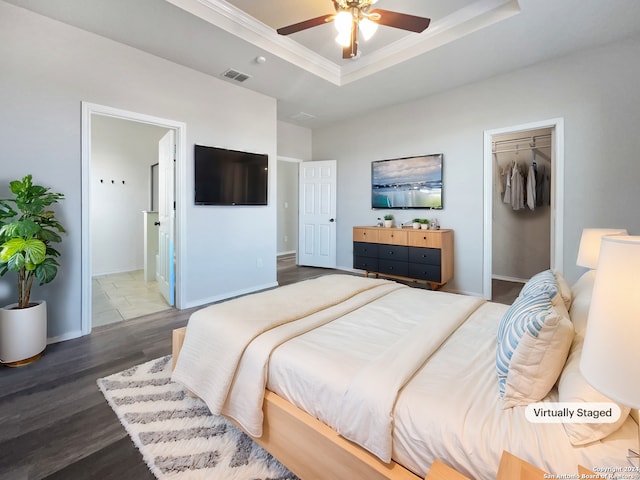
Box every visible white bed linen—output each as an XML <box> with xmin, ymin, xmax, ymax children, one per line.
<box><xmin>222</xmin><ymin>281</ymin><xmax>404</xmax><ymax>436</ymax></box>
<box><xmin>266</xmin><ymin>287</ymin><xmax>483</xmax><ymax>462</ymax></box>
<box><xmin>268</xmin><ymin>299</ymin><xmax>639</xmax><ymax>479</ymax></box>
<box><xmin>172</xmin><ymin>275</ymin><xmax>393</xmax><ymax>418</ymax></box>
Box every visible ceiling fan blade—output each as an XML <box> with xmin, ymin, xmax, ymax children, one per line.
<box><xmin>370</xmin><ymin>9</ymin><xmax>431</xmax><ymax>33</ymax></box>
<box><xmin>277</xmin><ymin>14</ymin><xmax>334</xmax><ymax>35</ymax></box>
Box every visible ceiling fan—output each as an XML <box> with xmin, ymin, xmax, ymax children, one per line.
<box><xmin>276</xmin><ymin>0</ymin><xmax>431</xmax><ymax>59</ymax></box>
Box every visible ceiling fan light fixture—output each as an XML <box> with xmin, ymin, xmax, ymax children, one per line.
<box><xmin>334</xmin><ymin>10</ymin><xmax>353</xmax><ymax>34</ymax></box>
<box><xmin>335</xmin><ymin>30</ymin><xmax>352</xmax><ymax>47</ymax></box>
<box><xmin>359</xmin><ymin>17</ymin><xmax>378</xmax><ymax>41</ymax></box>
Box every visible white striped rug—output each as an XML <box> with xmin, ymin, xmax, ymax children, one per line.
<box><xmin>98</xmin><ymin>356</ymin><xmax>298</xmax><ymax>480</ymax></box>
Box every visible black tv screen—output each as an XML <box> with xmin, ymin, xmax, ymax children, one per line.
<box><xmin>371</xmin><ymin>154</ymin><xmax>443</xmax><ymax>209</ymax></box>
<box><xmin>194</xmin><ymin>145</ymin><xmax>268</xmax><ymax>206</ymax></box>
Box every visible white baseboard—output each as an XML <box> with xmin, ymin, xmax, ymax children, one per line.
<box><xmin>48</xmin><ymin>329</ymin><xmax>84</xmax><ymax>344</ymax></box>
<box><xmin>183</xmin><ymin>281</ymin><xmax>280</xmax><ymax>309</ymax></box>
<box><xmin>492</xmin><ymin>274</ymin><xmax>527</xmax><ymax>284</ymax></box>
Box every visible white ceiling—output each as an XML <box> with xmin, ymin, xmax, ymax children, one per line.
<box><xmin>5</xmin><ymin>0</ymin><xmax>640</xmax><ymax>128</ymax></box>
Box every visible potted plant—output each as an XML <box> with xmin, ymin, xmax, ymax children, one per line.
<box><xmin>412</xmin><ymin>218</ymin><xmax>421</xmax><ymax>229</ymax></box>
<box><xmin>383</xmin><ymin>214</ymin><xmax>393</xmax><ymax>228</ymax></box>
<box><xmin>419</xmin><ymin>218</ymin><xmax>430</xmax><ymax>230</ymax></box>
<box><xmin>0</xmin><ymin>175</ymin><xmax>65</xmax><ymax>366</ymax></box>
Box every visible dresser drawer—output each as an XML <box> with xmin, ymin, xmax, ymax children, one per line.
<box><xmin>353</xmin><ymin>241</ymin><xmax>379</xmax><ymax>258</ymax></box>
<box><xmin>378</xmin><ymin>259</ymin><xmax>409</xmax><ymax>277</ymax></box>
<box><xmin>378</xmin><ymin>229</ymin><xmax>408</xmax><ymax>245</ymax></box>
<box><xmin>377</xmin><ymin>245</ymin><xmax>408</xmax><ymax>261</ymax></box>
<box><xmin>409</xmin><ymin>263</ymin><xmax>441</xmax><ymax>283</ymax></box>
<box><xmin>354</xmin><ymin>256</ymin><xmax>378</xmax><ymax>271</ymax></box>
<box><xmin>409</xmin><ymin>247</ymin><xmax>441</xmax><ymax>266</ymax></box>
<box><xmin>353</xmin><ymin>227</ymin><xmax>379</xmax><ymax>243</ymax></box>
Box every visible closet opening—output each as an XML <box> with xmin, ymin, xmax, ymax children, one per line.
<box><xmin>492</xmin><ymin>128</ymin><xmax>552</xmax><ymax>303</ymax></box>
<box><xmin>482</xmin><ymin>118</ymin><xmax>565</xmax><ymax>302</ymax></box>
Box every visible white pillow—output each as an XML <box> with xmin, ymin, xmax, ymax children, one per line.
<box><xmin>553</xmin><ymin>270</ymin><xmax>573</xmax><ymax>310</ymax></box>
<box><xmin>559</xmin><ymin>270</ymin><xmax>630</xmax><ymax>445</ymax></box>
<box><xmin>568</xmin><ymin>270</ymin><xmax>596</xmax><ymax>335</ymax></box>
<box><xmin>558</xmin><ymin>338</ymin><xmax>631</xmax><ymax>445</ymax></box>
<box><xmin>497</xmin><ymin>291</ymin><xmax>574</xmax><ymax>408</ymax></box>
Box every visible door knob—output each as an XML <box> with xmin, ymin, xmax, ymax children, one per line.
<box><xmin>154</xmin><ymin>221</ymin><xmax>160</xmax><ymax>226</ymax></box>
<box><xmin>329</xmin><ymin>218</ymin><xmax>335</xmax><ymax>222</ymax></box>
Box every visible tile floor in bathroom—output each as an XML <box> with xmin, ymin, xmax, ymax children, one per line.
<box><xmin>92</xmin><ymin>270</ymin><xmax>171</xmax><ymax>327</ymax></box>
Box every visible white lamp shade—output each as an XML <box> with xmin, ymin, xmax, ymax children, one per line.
<box><xmin>359</xmin><ymin>18</ymin><xmax>378</xmax><ymax>40</ymax></box>
<box><xmin>334</xmin><ymin>11</ymin><xmax>353</xmax><ymax>34</ymax></box>
<box><xmin>576</xmin><ymin>228</ymin><xmax>627</xmax><ymax>269</ymax></box>
<box><xmin>580</xmin><ymin>235</ymin><xmax>640</xmax><ymax>409</ymax></box>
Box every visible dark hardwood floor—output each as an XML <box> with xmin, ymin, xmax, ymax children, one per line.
<box><xmin>0</xmin><ymin>257</ymin><xmax>337</xmax><ymax>480</ymax></box>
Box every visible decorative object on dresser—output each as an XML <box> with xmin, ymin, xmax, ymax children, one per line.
<box><xmin>383</xmin><ymin>214</ymin><xmax>394</xmax><ymax>228</ymax></box>
<box><xmin>0</xmin><ymin>175</ymin><xmax>65</xmax><ymax>366</ymax></box>
<box><xmin>353</xmin><ymin>226</ymin><xmax>453</xmax><ymax>289</ymax></box>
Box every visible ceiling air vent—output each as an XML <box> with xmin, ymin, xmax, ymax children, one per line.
<box><xmin>222</xmin><ymin>68</ymin><xmax>251</xmax><ymax>83</ymax></box>
<box><xmin>290</xmin><ymin>112</ymin><xmax>316</xmax><ymax>122</ymax></box>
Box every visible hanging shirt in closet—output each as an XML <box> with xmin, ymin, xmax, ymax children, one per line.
<box><xmin>510</xmin><ymin>164</ymin><xmax>525</xmax><ymax>210</ymax></box>
<box><xmin>527</xmin><ymin>163</ymin><xmax>537</xmax><ymax>210</ymax></box>
<box><xmin>503</xmin><ymin>165</ymin><xmax>511</xmax><ymax>204</ymax></box>
<box><xmin>535</xmin><ymin>164</ymin><xmax>551</xmax><ymax>206</ymax></box>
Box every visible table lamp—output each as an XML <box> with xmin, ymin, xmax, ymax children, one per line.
<box><xmin>580</xmin><ymin>235</ymin><xmax>640</xmax><ymax>466</ymax></box>
<box><xmin>576</xmin><ymin>228</ymin><xmax>627</xmax><ymax>269</ymax></box>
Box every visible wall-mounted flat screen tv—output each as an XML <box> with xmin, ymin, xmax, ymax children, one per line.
<box><xmin>371</xmin><ymin>153</ymin><xmax>443</xmax><ymax>209</ymax></box>
<box><xmin>194</xmin><ymin>144</ymin><xmax>268</xmax><ymax>206</ymax></box>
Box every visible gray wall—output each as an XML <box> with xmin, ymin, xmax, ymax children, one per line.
<box><xmin>0</xmin><ymin>2</ymin><xmax>277</xmax><ymax>340</ymax></box>
<box><xmin>313</xmin><ymin>34</ymin><xmax>640</xmax><ymax>295</ymax></box>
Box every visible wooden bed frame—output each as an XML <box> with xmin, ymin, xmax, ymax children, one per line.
<box><xmin>171</xmin><ymin>327</ymin><xmax>426</xmax><ymax>480</ymax></box>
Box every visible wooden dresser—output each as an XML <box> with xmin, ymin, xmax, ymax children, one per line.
<box><xmin>353</xmin><ymin>226</ymin><xmax>454</xmax><ymax>289</ymax></box>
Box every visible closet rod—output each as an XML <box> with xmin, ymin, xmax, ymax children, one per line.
<box><xmin>492</xmin><ymin>133</ymin><xmax>552</xmax><ymax>147</ymax></box>
<box><xmin>493</xmin><ymin>144</ymin><xmax>552</xmax><ymax>154</ymax></box>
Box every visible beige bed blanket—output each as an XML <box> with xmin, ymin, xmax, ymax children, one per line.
<box><xmin>171</xmin><ymin>274</ymin><xmax>402</xmax><ymax>423</ymax></box>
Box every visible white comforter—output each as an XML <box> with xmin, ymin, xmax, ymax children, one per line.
<box><xmin>172</xmin><ymin>275</ymin><xmax>403</xmax><ymax>433</ymax></box>
<box><xmin>269</xmin><ymin>300</ymin><xmax>639</xmax><ymax>479</ymax></box>
<box><xmin>172</xmin><ymin>274</ymin><xmax>484</xmax><ymax>463</ymax></box>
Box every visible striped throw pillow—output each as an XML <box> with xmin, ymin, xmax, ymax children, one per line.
<box><xmin>496</xmin><ymin>290</ymin><xmax>574</xmax><ymax>408</ymax></box>
<box><xmin>519</xmin><ymin>269</ymin><xmax>572</xmax><ymax>310</ymax></box>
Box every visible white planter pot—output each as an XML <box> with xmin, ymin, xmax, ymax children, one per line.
<box><xmin>384</xmin><ymin>220</ymin><xmax>393</xmax><ymax>228</ymax></box>
<box><xmin>421</xmin><ymin>223</ymin><xmax>429</xmax><ymax>229</ymax></box>
<box><xmin>0</xmin><ymin>300</ymin><xmax>47</xmax><ymax>366</ymax></box>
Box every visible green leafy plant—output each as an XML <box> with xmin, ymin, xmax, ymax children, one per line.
<box><xmin>384</xmin><ymin>214</ymin><xmax>393</xmax><ymax>221</ymax></box>
<box><xmin>0</xmin><ymin>175</ymin><xmax>65</xmax><ymax>308</ymax></box>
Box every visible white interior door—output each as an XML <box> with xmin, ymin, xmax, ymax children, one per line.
<box><xmin>298</xmin><ymin>160</ymin><xmax>337</xmax><ymax>268</ymax></box>
<box><xmin>157</xmin><ymin>130</ymin><xmax>175</xmax><ymax>306</ymax></box>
